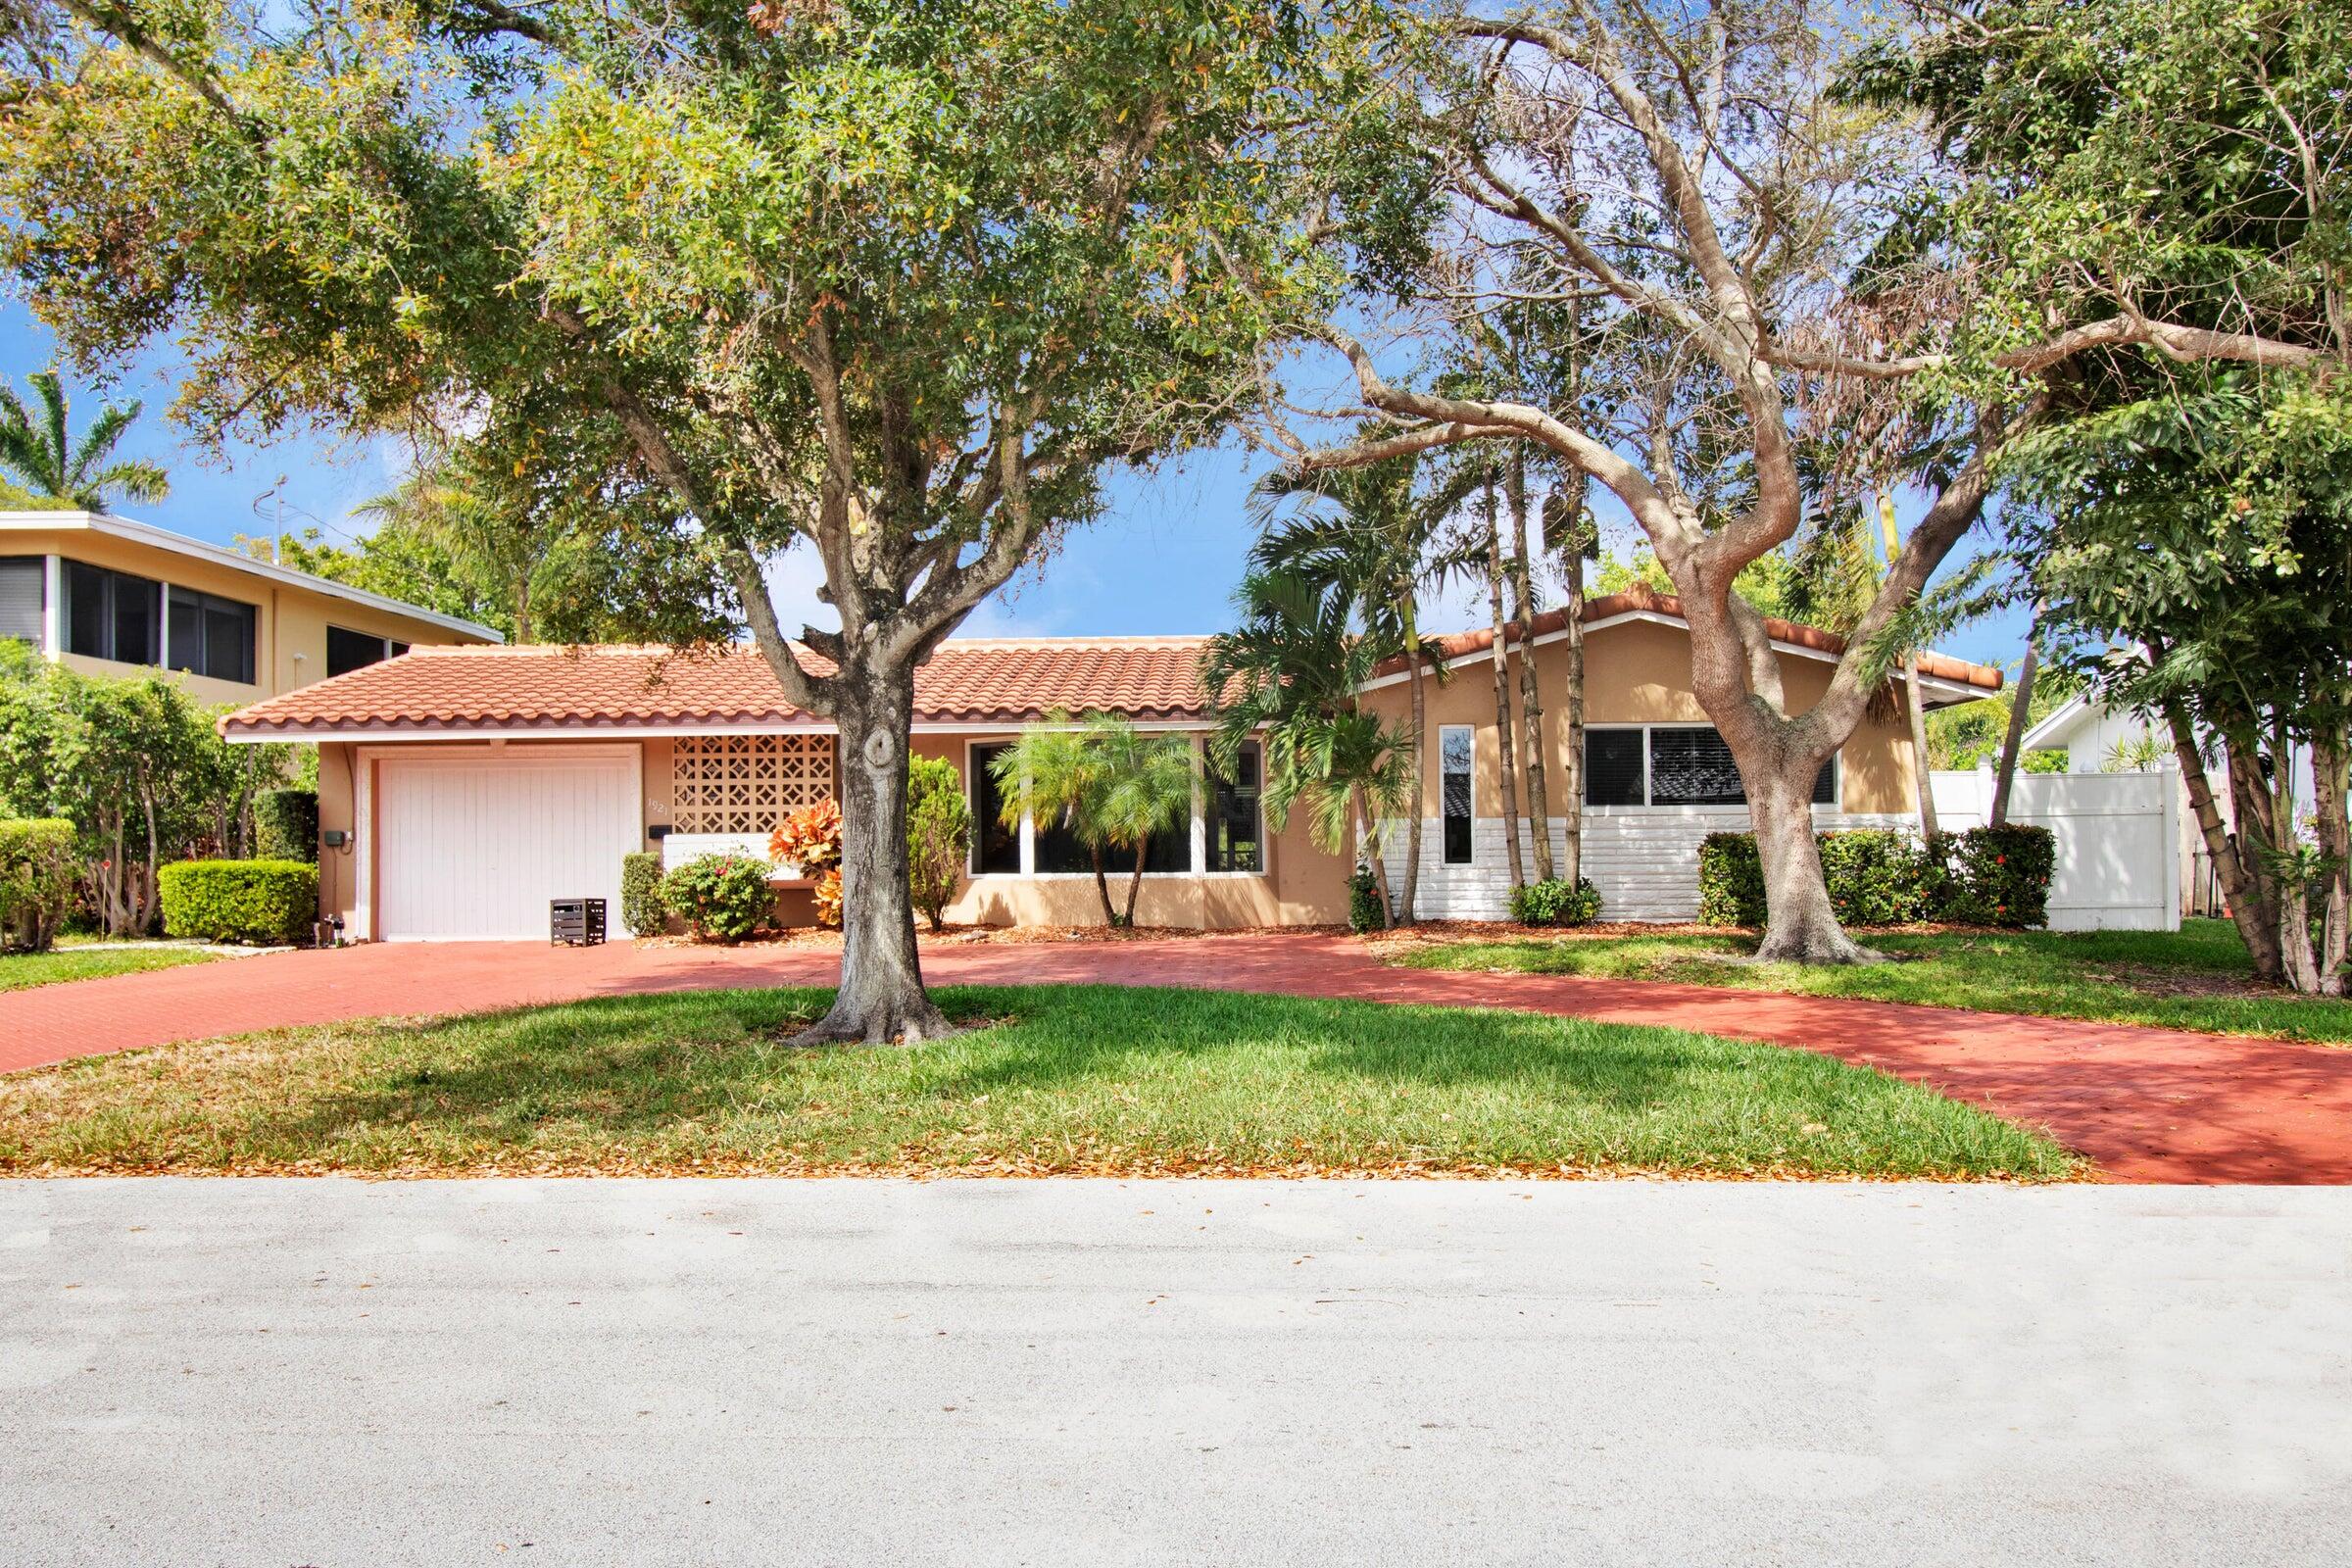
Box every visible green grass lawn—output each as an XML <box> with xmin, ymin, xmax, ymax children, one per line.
<box><xmin>0</xmin><ymin>984</ymin><xmax>2079</xmax><ymax>1181</ymax></box>
<box><xmin>0</xmin><ymin>943</ymin><xmax>221</xmax><ymax>993</ymax></box>
<box><xmin>1390</xmin><ymin>918</ymin><xmax>2352</xmax><ymax>1044</ymax></box>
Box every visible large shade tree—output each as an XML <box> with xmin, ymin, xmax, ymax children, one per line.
<box><xmin>1275</xmin><ymin>0</ymin><xmax>2337</xmax><ymax>963</ymax></box>
<box><xmin>3</xmin><ymin>0</ymin><xmax>1333</xmax><ymax>1040</ymax></box>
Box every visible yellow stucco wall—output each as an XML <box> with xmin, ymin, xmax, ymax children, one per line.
<box><xmin>1358</xmin><ymin>616</ymin><xmax>1923</xmax><ymax>816</ymax></box>
<box><xmin>2</xmin><ymin>521</ymin><xmax>494</xmax><ymax>705</ymax></box>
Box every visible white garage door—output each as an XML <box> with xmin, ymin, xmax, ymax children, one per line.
<box><xmin>376</xmin><ymin>750</ymin><xmax>640</xmax><ymax>941</ymax></box>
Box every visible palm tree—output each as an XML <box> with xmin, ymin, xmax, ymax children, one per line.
<box><xmin>353</xmin><ymin>466</ymin><xmax>563</xmax><ymax>643</ymax></box>
<box><xmin>0</xmin><ymin>371</ymin><xmax>169</xmax><ymax>512</ymax></box>
<box><xmin>988</xmin><ymin>711</ymin><xmax>1195</xmax><ymax>927</ymax></box>
<box><xmin>1250</xmin><ymin>440</ymin><xmax>1446</xmax><ymax>922</ymax></box>
<box><xmin>1202</xmin><ymin>568</ymin><xmax>1417</xmax><ymax>927</ymax></box>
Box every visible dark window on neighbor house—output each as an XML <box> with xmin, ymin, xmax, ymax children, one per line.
<box><xmin>63</xmin><ymin>561</ymin><xmax>160</xmax><ymax>666</ymax></box>
<box><xmin>1441</xmin><ymin>725</ymin><xmax>1474</xmax><ymax>865</ymax></box>
<box><xmin>166</xmin><ymin>586</ymin><xmax>256</xmax><ymax>685</ymax></box>
<box><xmin>0</xmin><ymin>558</ymin><xmax>41</xmax><ymax>646</ymax></box>
<box><xmin>1032</xmin><ymin>750</ymin><xmax>1199</xmax><ymax>875</ymax></box>
<box><xmin>1032</xmin><ymin>802</ymin><xmax>1094</xmax><ymax>873</ymax></box>
<box><xmin>1585</xmin><ymin>729</ymin><xmax>1646</xmax><ymax>806</ymax></box>
<box><xmin>1208</xmin><ymin>741</ymin><xmax>1261</xmax><ymax>873</ymax></box>
<box><xmin>327</xmin><ymin>623</ymin><xmax>398</xmax><ymax>677</ymax></box>
<box><xmin>1587</xmin><ymin>725</ymin><xmax>1836</xmax><ymax>807</ymax></box>
<box><xmin>968</xmin><ymin>743</ymin><xmax>1021</xmax><ymax>874</ymax></box>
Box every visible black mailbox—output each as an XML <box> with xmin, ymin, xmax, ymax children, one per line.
<box><xmin>550</xmin><ymin>898</ymin><xmax>609</xmax><ymax>948</ymax></box>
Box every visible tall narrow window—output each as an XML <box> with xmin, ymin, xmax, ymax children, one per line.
<box><xmin>1440</xmin><ymin>725</ymin><xmax>1474</xmax><ymax>865</ymax></box>
<box><xmin>1207</xmin><ymin>741</ymin><xmax>1261</xmax><ymax>873</ymax></box>
<box><xmin>62</xmin><ymin>562</ymin><xmax>160</xmax><ymax>666</ymax></box>
<box><xmin>167</xmin><ymin>587</ymin><xmax>257</xmax><ymax>684</ymax></box>
<box><xmin>968</xmin><ymin>743</ymin><xmax>1021</xmax><ymax>874</ymax></box>
<box><xmin>0</xmin><ymin>558</ymin><xmax>41</xmax><ymax>646</ymax></box>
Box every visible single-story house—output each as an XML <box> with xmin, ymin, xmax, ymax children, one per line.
<box><xmin>218</xmin><ymin>585</ymin><xmax>2001</xmax><ymax>940</ymax></box>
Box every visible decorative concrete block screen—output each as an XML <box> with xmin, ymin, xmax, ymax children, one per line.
<box><xmin>669</xmin><ymin>734</ymin><xmax>836</xmax><ymax>834</ymax></box>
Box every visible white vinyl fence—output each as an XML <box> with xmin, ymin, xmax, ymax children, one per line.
<box><xmin>1929</xmin><ymin>768</ymin><xmax>2180</xmax><ymax>932</ymax></box>
<box><xmin>1381</xmin><ymin>769</ymin><xmax>2181</xmax><ymax>932</ymax></box>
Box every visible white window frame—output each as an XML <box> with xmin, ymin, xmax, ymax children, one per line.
<box><xmin>1581</xmin><ymin>722</ymin><xmax>1841</xmax><ymax>813</ymax></box>
<box><xmin>963</xmin><ymin>732</ymin><xmax>1264</xmax><ymax>880</ymax></box>
<box><xmin>1439</xmin><ymin>723</ymin><xmax>1476</xmax><ymax>865</ymax></box>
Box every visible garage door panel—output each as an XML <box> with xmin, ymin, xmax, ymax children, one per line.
<box><xmin>377</xmin><ymin>752</ymin><xmax>639</xmax><ymax>941</ymax></box>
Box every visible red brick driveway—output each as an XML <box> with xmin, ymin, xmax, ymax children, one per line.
<box><xmin>8</xmin><ymin>933</ymin><xmax>2351</xmax><ymax>1184</ymax></box>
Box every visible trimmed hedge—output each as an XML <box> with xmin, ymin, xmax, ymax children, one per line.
<box><xmin>620</xmin><ymin>851</ymin><xmax>667</xmax><ymax>937</ymax></box>
<box><xmin>1943</xmin><ymin>824</ymin><xmax>2056</xmax><ymax>928</ymax></box>
<box><xmin>658</xmin><ymin>853</ymin><xmax>774</xmax><ymax>944</ymax></box>
<box><xmin>1698</xmin><ymin>825</ymin><xmax>2056</xmax><ymax>931</ymax></box>
<box><xmin>254</xmin><ymin>789</ymin><xmax>319</xmax><ymax>863</ymax></box>
<box><xmin>157</xmin><ymin>859</ymin><xmax>318</xmax><ymax>945</ymax></box>
<box><xmin>1509</xmin><ymin>876</ymin><xmax>1603</xmax><ymax>927</ymax></box>
<box><xmin>1697</xmin><ymin>832</ymin><xmax>1769</xmax><ymax>927</ymax></box>
<box><xmin>0</xmin><ymin>817</ymin><xmax>77</xmax><ymax>954</ymax></box>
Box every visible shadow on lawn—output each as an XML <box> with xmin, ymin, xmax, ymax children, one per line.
<box><xmin>250</xmin><ymin>983</ymin><xmax>1811</xmax><ymax>1152</ymax></box>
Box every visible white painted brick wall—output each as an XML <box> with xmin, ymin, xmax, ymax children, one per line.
<box><xmin>1380</xmin><ymin>810</ymin><xmax>1907</xmax><ymax>923</ymax></box>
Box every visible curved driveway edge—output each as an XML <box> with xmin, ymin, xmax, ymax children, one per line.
<box><xmin>7</xmin><ymin>933</ymin><xmax>2351</xmax><ymax>1184</ymax></box>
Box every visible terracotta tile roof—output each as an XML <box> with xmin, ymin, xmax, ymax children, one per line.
<box><xmin>220</xmin><ymin>636</ymin><xmax>1219</xmax><ymax>737</ymax></box>
<box><xmin>1378</xmin><ymin>585</ymin><xmax>2005</xmax><ymax>693</ymax></box>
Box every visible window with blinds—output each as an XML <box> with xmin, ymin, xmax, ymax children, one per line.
<box><xmin>1585</xmin><ymin>726</ymin><xmax>1838</xmax><ymax>808</ymax></box>
<box><xmin>0</xmin><ymin>558</ymin><xmax>41</xmax><ymax>646</ymax></box>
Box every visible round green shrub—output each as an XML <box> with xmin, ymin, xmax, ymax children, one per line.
<box><xmin>1348</xmin><ymin>864</ymin><xmax>1386</xmax><ymax>933</ymax></box>
<box><xmin>1509</xmin><ymin>876</ymin><xmax>1604</xmax><ymax>927</ymax></box>
<box><xmin>0</xmin><ymin>817</ymin><xmax>77</xmax><ymax>954</ymax></box>
<box><xmin>1697</xmin><ymin>832</ymin><xmax>1767</xmax><ymax>926</ymax></box>
<box><xmin>156</xmin><ymin>859</ymin><xmax>318</xmax><ymax>945</ymax></box>
<box><xmin>658</xmin><ymin>854</ymin><xmax>775</xmax><ymax>943</ymax></box>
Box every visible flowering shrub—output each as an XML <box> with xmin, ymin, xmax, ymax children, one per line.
<box><xmin>658</xmin><ymin>854</ymin><xmax>774</xmax><ymax>943</ymax></box>
<box><xmin>1348</xmin><ymin>864</ymin><xmax>1386</xmax><ymax>933</ymax></box>
<box><xmin>1944</xmin><ymin>824</ymin><xmax>2056</xmax><ymax>929</ymax></box>
<box><xmin>769</xmin><ymin>800</ymin><xmax>844</xmax><ymax>876</ymax></box>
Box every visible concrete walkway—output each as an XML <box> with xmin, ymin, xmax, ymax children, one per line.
<box><xmin>4</xmin><ymin>1179</ymin><xmax>2347</xmax><ymax>1566</ymax></box>
<box><xmin>7</xmin><ymin>933</ymin><xmax>2352</xmax><ymax>1183</ymax></box>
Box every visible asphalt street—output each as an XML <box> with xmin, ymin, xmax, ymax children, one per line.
<box><xmin>2</xmin><ymin>1178</ymin><xmax>2346</xmax><ymax>1566</ymax></box>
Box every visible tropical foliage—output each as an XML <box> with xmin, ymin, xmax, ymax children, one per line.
<box><xmin>658</xmin><ymin>855</ymin><xmax>775</xmax><ymax>945</ymax></box>
<box><xmin>905</xmin><ymin>756</ymin><xmax>972</xmax><ymax>934</ymax></box>
<box><xmin>0</xmin><ymin>644</ymin><xmax>297</xmax><ymax>935</ymax></box>
<box><xmin>0</xmin><ymin>370</ymin><xmax>168</xmax><ymax>512</ymax></box>
<box><xmin>1202</xmin><ymin>572</ymin><xmax>1414</xmax><ymax>925</ymax></box>
<box><xmin>988</xmin><ymin>713</ymin><xmax>1196</xmax><ymax>927</ymax></box>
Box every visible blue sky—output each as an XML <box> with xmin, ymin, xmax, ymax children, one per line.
<box><xmin>4</xmin><ymin>299</ymin><xmax>2031</xmax><ymax>671</ymax></box>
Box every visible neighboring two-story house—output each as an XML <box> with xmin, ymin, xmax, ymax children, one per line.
<box><xmin>0</xmin><ymin>509</ymin><xmax>503</xmax><ymax>703</ymax></box>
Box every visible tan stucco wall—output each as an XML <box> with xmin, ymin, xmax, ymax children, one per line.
<box><xmin>2</xmin><ymin>523</ymin><xmax>493</xmax><ymax>704</ymax></box>
<box><xmin>912</xmin><ymin>731</ymin><xmax>1349</xmax><ymax>928</ymax></box>
<box><xmin>1358</xmin><ymin>617</ymin><xmax>1923</xmax><ymax>816</ymax></box>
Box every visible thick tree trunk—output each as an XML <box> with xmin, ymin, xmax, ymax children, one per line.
<box><xmin>794</xmin><ymin>664</ymin><xmax>953</xmax><ymax>1045</ymax></box>
<box><xmin>1989</xmin><ymin>633</ymin><xmax>2038</xmax><ymax>828</ymax></box>
<box><xmin>1506</xmin><ymin>452</ymin><xmax>1553</xmax><ymax>882</ymax></box>
<box><xmin>2312</xmin><ymin>729</ymin><xmax>2349</xmax><ymax>996</ymax></box>
<box><xmin>1749</xmin><ymin>763</ymin><xmax>1868</xmax><ymax>963</ymax></box>
<box><xmin>2164</xmin><ymin>702</ymin><xmax>2284</xmax><ymax>982</ymax></box>
<box><xmin>1484</xmin><ymin>504</ymin><xmax>1524</xmax><ymax>888</ymax></box>
<box><xmin>1398</xmin><ymin>654</ymin><xmax>1424</xmax><ymax>925</ymax></box>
